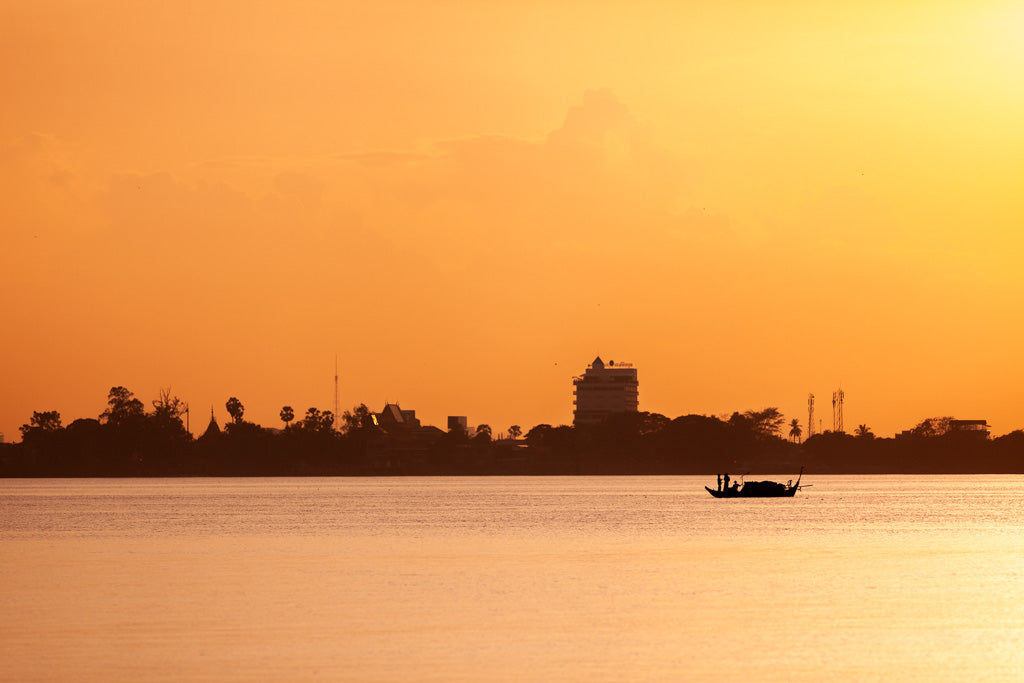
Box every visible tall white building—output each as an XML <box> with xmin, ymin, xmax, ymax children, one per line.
<box><xmin>572</xmin><ymin>356</ymin><xmax>639</xmax><ymax>427</ymax></box>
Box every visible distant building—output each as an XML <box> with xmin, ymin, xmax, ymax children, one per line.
<box><xmin>572</xmin><ymin>356</ymin><xmax>639</xmax><ymax>427</ymax></box>
<box><xmin>199</xmin><ymin>408</ymin><xmax>221</xmax><ymax>440</ymax></box>
<box><xmin>375</xmin><ymin>403</ymin><xmax>421</xmax><ymax>430</ymax></box>
<box><xmin>896</xmin><ymin>418</ymin><xmax>990</xmax><ymax>439</ymax></box>
<box><xmin>367</xmin><ymin>403</ymin><xmax>445</xmax><ymax>472</ymax></box>
<box><xmin>447</xmin><ymin>416</ymin><xmax>468</xmax><ymax>433</ymax></box>
<box><xmin>949</xmin><ymin>419</ymin><xmax>990</xmax><ymax>438</ymax></box>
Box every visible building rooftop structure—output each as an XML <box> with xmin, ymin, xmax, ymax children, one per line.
<box><xmin>199</xmin><ymin>408</ymin><xmax>221</xmax><ymax>440</ymax></box>
<box><xmin>572</xmin><ymin>356</ymin><xmax>639</xmax><ymax>427</ymax></box>
<box><xmin>896</xmin><ymin>418</ymin><xmax>990</xmax><ymax>439</ymax></box>
<box><xmin>366</xmin><ymin>403</ymin><xmax>445</xmax><ymax>472</ymax></box>
<box><xmin>447</xmin><ymin>416</ymin><xmax>468</xmax><ymax>433</ymax></box>
<box><xmin>949</xmin><ymin>419</ymin><xmax>990</xmax><ymax>438</ymax></box>
<box><xmin>373</xmin><ymin>403</ymin><xmax>422</xmax><ymax>431</ymax></box>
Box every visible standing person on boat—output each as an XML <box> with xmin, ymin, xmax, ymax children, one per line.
<box><xmin>717</xmin><ymin>474</ymin><xmax>722</xmax><ymax>491</ymax></box>
<box><xmin>723</xmin><ymin>473</ymin><xmax>730</xmax><ymax>491</ymax></box>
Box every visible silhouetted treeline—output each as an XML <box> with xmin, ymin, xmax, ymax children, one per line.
<box><xmin>2</xmin><ymin>388</ymin><xmax>1023</xmax><ymax>476</ymax></box>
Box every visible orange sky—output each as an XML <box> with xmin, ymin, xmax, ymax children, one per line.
<box><xmin>3</xmin><ymin>1</ymin><xmax>1023</xmax><ymax>441</ymax></box>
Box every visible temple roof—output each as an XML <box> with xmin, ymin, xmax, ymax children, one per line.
<box><xmin>200</xmin><ymin>408</ymin><xmax>221</xmax><ymax>439</ymax></box>
<box><xmin>379</xmin><ymin>403</ymin><xmax>405</xmax><ymax>425</ymax></box>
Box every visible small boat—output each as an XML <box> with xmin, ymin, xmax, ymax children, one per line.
<box><xmin>706</xmin><ymin>468</ymin><xmax>805</xmax><ymax>498</ymax></box>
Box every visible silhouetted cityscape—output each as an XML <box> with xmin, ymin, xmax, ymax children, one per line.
<box><xmin>2</xmin><ymin>357</ymin><xmax>1021</xmax><ymax>477</ymax></box>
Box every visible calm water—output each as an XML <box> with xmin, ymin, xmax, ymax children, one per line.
<box><xmin>2</xmin><ymin>476</ymin><xmax>1023</xmax><ymax>682</ymax></box>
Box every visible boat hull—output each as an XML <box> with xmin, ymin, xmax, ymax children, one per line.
<box><xmin>705</xmin><ymin>485</ymin><xmax>798</xmax><ymax>498</ymax></box>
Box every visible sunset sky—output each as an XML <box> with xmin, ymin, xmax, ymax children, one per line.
<box><xmin>3</xmin><ymin>1</ymin><xmax>1023</xmax><ymax>441</ymax></box>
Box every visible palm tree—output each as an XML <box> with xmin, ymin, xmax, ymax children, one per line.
<box><xmin>225</xmin><ymin>397</ymin><xmax>244</xmax><ymax>424</ymax></box>
<box><xmin>788</xmin><ymin>418</ymin><xmax>802</xmax><ymax>444</ymax></box>
<box><xmin>280</xmin><ymin>406</ymin><xmax>294</xmax><ymax>431</ymax></box>
<box><xmin>508</xmin><ymin>425</ymin><xmax>522</xmax><ymax>440</ymax></box>
<box><xmin>855</xmin><ymin>424</ymin><xmax>874</xmax><ymax>439</ymax></box>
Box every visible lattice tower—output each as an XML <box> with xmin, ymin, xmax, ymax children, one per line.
<box><xmin>832</xmin><ymin>388</ymin><xmax>845</xmax><ymax>433</ymax></box>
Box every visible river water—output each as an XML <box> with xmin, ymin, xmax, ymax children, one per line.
<box><xmin>2</xmin><ymin>476</ymin><xmax>1023</xmax><ymax>681</ymax></box>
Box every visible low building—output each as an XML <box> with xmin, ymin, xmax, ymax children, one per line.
<box><xmin>375</xmin><ymin>403</ymin><xmax>421</xmax><ymax>430</ymax></box>
<box><xmin>896</xmin><ymin>418</ymin><xmax>990</xmax><ymax>439</ymax></box>
<box><xmin>949</xmin><ymin>419</ymin><xmax>990</xmax><ymax>438</ymax></box>
<box><xmin>572</xmin><ymin>356</ymin><xmax>639</xmax><ymax>427</ymax></box>
<box><xmin>366</xmin><ymin>403</ymin><xmax>444</xmax><ymax>472</ymax></box>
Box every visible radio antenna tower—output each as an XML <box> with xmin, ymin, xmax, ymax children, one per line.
<box><xmin>807</xmin><ymin>394</ymin><xmax>815</xmax><ymax>438</ymax></box>
<box><xmin>832</xmin><ymin>388</ymin><xmax>845</xmax><ymax>433</ymax></box>
<box><xmin>333</xmin><ymin>354</ymin><xmax>339</xmax><ymax>431</ymax></box>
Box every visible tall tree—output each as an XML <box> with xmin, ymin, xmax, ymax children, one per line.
<box><xmin>910</xmin><ymin>417</ymin><xmax>953</xmax><ymax>438</ymax></box>
<box><xmin>743</xmin><ymin>408</ymin><xmax>786</xmax><ymax>438</ymax></box>
<box><xmin>19</xmin><ymin>410</ymin><xmax>62</xmax><ymax>438</ymax></box>
<box><xmin>341</xmin><ymin>404</ymin><xmax>375</xmax><ymax>433</ymax></box>
<box><xmin>526</xmin><ymin>424</ymin><xmax>554</xmax><ymax>445</ymax></box>
<box><xmin>101</xmin><ymin>386</ymin><xmax>145</xmax><ymax>426</ymax></box>
<box><xmin>280</xmin><ymin>406</ymin><xmax>295</xmax><ymax>430</ymax></box>
<box><xmin>301</xmin><ymin>408</ymin><xmax>335</xmax><ymax>433</ymax></box>
<box><xmin>152</xmin><ymin>389</ymin><xmax>187</xmax><ymax>423</ymax></box>
<box><xmin>225</xmin><ymin>397</ymin><xmax>245</xmax><ymax>424</ymax></box>
<box><xmin>788</xmin><ymin>418</ymin><xmax>802</xmax><ymax>443</ymax></box>
<box><xmin>150</xmin><ymin>389</ymin><xmax>191</xmax><ymax>443</ymax></box>
<box><xmin>508</xmin><ymin>425</ymin><xmax>522</xmax><ymax>440</ymax></box>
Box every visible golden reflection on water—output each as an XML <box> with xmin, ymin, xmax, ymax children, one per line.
<box><xmin>2</xmin><ymin>476</ymin><xmax>1023</xmax><ymax>681</ymax></box>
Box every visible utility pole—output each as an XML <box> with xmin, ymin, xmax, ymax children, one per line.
<box><xmin>334</xmin><ymin>354</ymin><xmax>339</xmax><ymax>431</ymax></box>
<box><xmin>807</xmin><ymin>394</ymin><xmax>815</xmax><ymax>438</ymax></box>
